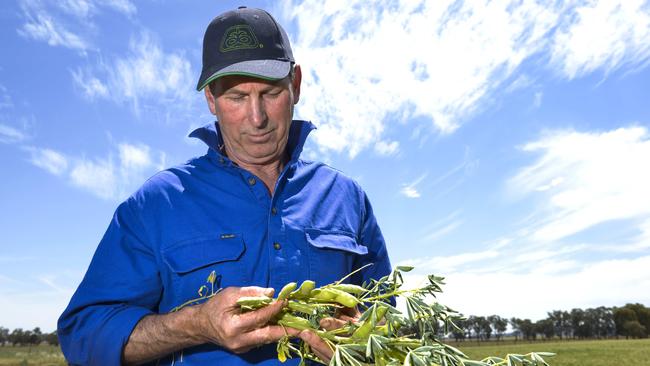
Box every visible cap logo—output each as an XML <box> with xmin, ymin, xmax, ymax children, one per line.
<box><xmin>219</xmin><ymin>24</ymin><xmax>261</xmax><ymax>52</ymax></box>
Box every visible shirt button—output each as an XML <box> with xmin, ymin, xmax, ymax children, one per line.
<box><xmin>219</xmin><ymin>157</ymin><xmax>225</xmax><ymax>164</ymax></box>
<box><xmin>271</xmin><ymin>207</ymin><xmax>277</xmax><ymax>215</ymax></box>
<box><xmin>273</xmin><ymin>242</ymin><xmax>281</xmax><ymax>250</ymax></box>
<box><xmin>248</xmin><ymin>177</ymin><xmax>256</xmax><ymax>185</ymax></box>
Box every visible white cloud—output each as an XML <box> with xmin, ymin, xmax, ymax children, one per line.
<box><xmin>551</xmin><ymin>0</ymin><xmax>650</xmax><ymax>79</ymax></box>
<box><xmin>0</xmin><ymin>85</ymin><xmax>13</xmax><ymax>110</ymax></box>
<box><xmin>97</xmin><ymin>0</ymin><xmax>136</xmax><ymax>16</ymax></box>
<box><xmin>26</xmin><ymin>142</ymin><xmax>164</xmax><ymax>201</ymax></box>
<box><xmin>76</xmin><ymin>32</ymin><xmax>195</xmax><ymax>116</ymax></box>
<box><xmin>509</xmin><ymin>126</ymin><xmax>650</xmax><ymax>243</ymax></box>
<box><xmin>400</xmin><ymin>173</ymin><xmax>428</xmax><ymax>199</ymax></box>
<box><xmin>281</xmin><ymin>0</ymin><xmax>650</xmax><ymax>157</ymax></box>
<box><xmin>18</xmin><ymin>2</ymin><xmax>89</xmax><ymax>53</ymax></box>
<box><xmin>0</xmin><ymin>124</ymin><xmax>28</xmax><ymax>144</ymax></box>
<box><xmin>18</xmin><ymin>0</ymin><xmax>137</xmax><ymax>52</ymax></box>
<box><xmin>374</xmin><ymin>140</ymin><xmax>399</xmax><ymax>156</ymax></box>
<box><xmin>72</xmin><ymin>68</ymin><xmax>109</xmax><ymax>99</ymax></box>
<box><xmin>533</xmin><ymin>91</ymin><xmax>543</xmax><ymax>108</ymax></box>
<box><xmin>27</xmin><ymin>147</ymin><xmax>69</xmax><ymax>175</ymax></box>
<box><xmin>431</xmin><ymin>255</ymin><xmax>650</xmax><ymax>320</ymax></box>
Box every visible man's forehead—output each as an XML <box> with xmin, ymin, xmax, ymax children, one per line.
<box><xmin>212</xmin><ymin>74</ymin><xmax>289</xmax><ymax>92</ymax></box>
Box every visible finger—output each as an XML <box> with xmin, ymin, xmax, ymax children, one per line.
<box><xmin>240</xmin><ymin>324</ymin><xmax>301</xmax><ymax>347</ymax></box>
<box><xmin>299</xmin><ymin>330</ymin><xmax>332</xmax><ymax>363</ymax></box>
<box><xmin>238</xmin><ymin>286</ymin><xmax>275</xmax><ymax>298</ymax></box>
<box><xmin>338</xmin><ymin>315</ymin><xmax>357</xmax><ymax>323</ymax></box>
<box><xmin>237</xmin><ymin>299</ymin><xmax>286</xmax><ymax>331</ymax></box>
<box><xmin>319</xmin><ymin>317</ymin><xmax>349</xmax><ymax>331</ymax></box>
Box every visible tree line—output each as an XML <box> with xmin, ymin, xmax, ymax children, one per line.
<box><xmin>449</xmin><ymin>303</ymin><xmax>650</xmax><ymax>342</ymax></box>
<box><xmin>2</xmin><ymin>303</ymin><xmax>648</xmax><ymax>346</ymax></box>
<box><xmin>0</xmin><ymin>327</ymin><xmax>58</xmax><ymax>347</ymax></box>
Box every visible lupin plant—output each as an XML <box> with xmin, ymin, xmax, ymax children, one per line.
<box><xmin>236</xmin><ymin>265</ymin><xmax>555</xmax><ymax>366</ymax></box>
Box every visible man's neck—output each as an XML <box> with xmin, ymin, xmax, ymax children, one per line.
<box><xmin>230</xmin><ymin>153</ymin><xmax>288</xmax><ymax>195</ymax></box>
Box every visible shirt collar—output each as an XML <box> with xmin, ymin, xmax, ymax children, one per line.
<box><xmin>188</xmin><ymin>120</ymin><xmax>316</xmax><ymax>163</ymax></box>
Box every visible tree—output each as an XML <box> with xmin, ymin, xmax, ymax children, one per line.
<box><xmin>43</xmin><ymin>331</ymin><xmax>59</xmax><ymax>346</ymax></box>
<box><xmin>8</xmin><ymin>328</ymin><xmax>25</xmax><ymax>346</ymax></box>
<box><xmin>548</xmin><ymin>310</ymin><xmax>571</xmax><ymax>339</ymax></box>
<box><xmin>29</xmin><ymin>327</ymin><xmax>42</xmax><ymax>345</ymax></box>
<box><xmin>451</xmin><ymin>319</ymin><xmax>467</xmax><ymax>342</ymax></box>
<box><xmin>615</xmin><ymin>306</ymin><xmax>641</xmax><ymax>338</ymax></box>
<box><xmin>510</xmin><ymin>318</ymin><xmax>522</xmax><ymax>341</ymax></box>
<box><xmin>488</xmin><ymin>315</ymin><xmax>508</xmax><ymax>341</ymax></box>
<box><xmin>0</xmin><ymin>326</ymin><xmax>9</xmax><ymax>346</ymax></box>
<box><xmin>535</xmin><ymin>318</ymin><xmax>555</xmax><ymax>340</ymax></box>
<box><xmin>623</xmin><ymin>320</ymin><xmax>647</xmax><ymax>339</ymax></box>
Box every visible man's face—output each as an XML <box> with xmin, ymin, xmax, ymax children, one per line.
<box><xmin>205</xmin><ymin>65</ymin><xmax>302</xmax><ymax>167</ymax></box>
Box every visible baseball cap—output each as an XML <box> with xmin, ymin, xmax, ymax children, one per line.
<box><xmin>196</xmin><ymin>6</ymin><xmax>295</xmax><ymax>91</ymax></box>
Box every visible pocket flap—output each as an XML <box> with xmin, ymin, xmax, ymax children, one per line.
<box><xmin>304</xmin><ymin>229</ymin><xmax>368</xmax><ymax>255</ymax></box>
<box><xmin>162</xmin><ymin>234</ymin><xmax>245</xmax><ymax>274</ymax></box>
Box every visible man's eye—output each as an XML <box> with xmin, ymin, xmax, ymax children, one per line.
<box><xmin>227</xmin><ymin>95</ymin><xmax>245</xmax><ymax>101</ymax></box>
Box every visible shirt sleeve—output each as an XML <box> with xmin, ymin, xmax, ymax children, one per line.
<box><xmin>58</xmin><ymin>198</ymin><xmax>162</xmax><ymax>366</ymax></box>
<box><xmin>352</xmin><ymin>191</ymin><xmax>392</xmax><ymax>287</ymax></box>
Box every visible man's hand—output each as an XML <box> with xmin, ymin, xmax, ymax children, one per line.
<box><xmin>123</xmin><ymin>286</ymin><xmax>298</xmax><ymax>365</ymax></box>
<box><xmin>298</xmin><ymin>306</ymin><xmax>361</xmax><ymax>363</ymax></box>
<box><xmin>194</xmin><ymin>286</ymin><xmax>299</xmax><ymax>353</ymax></box>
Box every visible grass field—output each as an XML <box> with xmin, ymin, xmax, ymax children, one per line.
<box><xmin>456</xmin><ymin>338</ymin><xmax>650</xmax><ymax>366</ymax></box>
<box><xmin>1</xmin><ymin>339</ymin><xmax>649</xmax><ymax>365</ymax></box>
<box><xmin>0</xmin><ymin>345</ymin><xmax>65</xmax><ymax>366</ymax></box>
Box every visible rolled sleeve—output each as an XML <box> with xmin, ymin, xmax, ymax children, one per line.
<box><xmin>58</xmin><ymin>199</ymin><xmax>161</xmax><ymax>366</ymax></box>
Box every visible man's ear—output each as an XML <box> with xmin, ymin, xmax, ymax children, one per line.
<box><xmin>204</xmin><ymin>85</ymin><xmax>218</xmax><ymax>115</ymax></box>
<box><xmin>292</xmin><ymin>64</ymin><xmax>302</xmax><ymax>105</ymax></box>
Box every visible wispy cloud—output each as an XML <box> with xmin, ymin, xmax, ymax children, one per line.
<box><xmin>73</xmin><ymin>31</ymin><xmax>195</xmax><ymax>117</ymax></box>
<box><xmin>0</xmin><ymin>124</ymin><xmax>28</xmax><ymax>144</ymax></box>
<box><xmin>18</xmin><ymin>0</ymin><xmax>137</xmax><ymax>53</ymax></box>
<box><xmin>26</xmin><ymin>147</ymin><xmax>69</xmax><ymax>175</ymax></box>
<box><xmin>18</xmin><ymin>0</ymin><xmax>90</xmax><ymax>53</ymax></box>
<box><xmin>374</xmin><ymin>140</ymin><xmax>399</xmax><ymax>156</ymax></box>
<box><xmin>551</xmin><ymin>0</ymin><xmax>650</xmax><ymax>79</ymax></box>
<box><xmin>509</xmin><ymin>126</ymin><xmax>650</xmax><ymax>243</ymax></box>
<box><xmin>400</xmin><ymin>173</ymin><xmax>428</xmax><ymax>198</ymax></box>
<box><xmin>27</xmin><ymin>142</ymin><xmax>165</xmax><ymax>201</ymax></box>
<box><xmin>432</xmin><ymin>255</ymin><xmax>650</xmax><ymax>320</ymax></box>
<box><xmin>281</xmin><ymin>0</ymin><xmax>650</xmax><ymax>157</ymax></box>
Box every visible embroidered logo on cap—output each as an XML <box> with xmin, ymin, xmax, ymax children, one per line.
<box><xmin>220</xmin><ymin>24</ymin><xmax>261</xmax><ymax>52</ymax></box>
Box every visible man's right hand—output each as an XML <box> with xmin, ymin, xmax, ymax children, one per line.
<box><xmin>123</xmin><ymin>286</ymin><xmax>298</xmax><ymax>365</ymax></box>
<box><xmin>192</xmin><ymin>286</ymin><xmax>299</xmax><ymax>353</ymax></box>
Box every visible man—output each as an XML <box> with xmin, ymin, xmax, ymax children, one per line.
<box><xmin>58</xmin><ymin>6</ymin><xmax>391</xmax><ymax>365</ymax></box>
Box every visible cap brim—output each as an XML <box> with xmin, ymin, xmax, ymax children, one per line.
<box><xmin>196</xmin><ymin>60</ymin><xmax>291</xmax><ymax>91</ymax></box>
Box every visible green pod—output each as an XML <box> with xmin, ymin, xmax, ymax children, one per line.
<box><xmin>351</xmin><ymin>305</ymin><xmax>388</xmax><ymax>340</ymax></box>
<box><xmin>277</xmin><ymin>282</ymin><xmax>297</xmax><ymax>300</ymax></box>
<box><xmin>329</xmin><ymin>288</ymin><xmax>360</xmax><ymax>308</ymax></box>
<box><xmin>289</xmin><ymin>280</ymin><xmax>315</xmax><ymax>299</ymax></box>
<box><xmin>236</xmin><ymin>296</ymin><xmax>272</xmax><ymax>310</ymax></box>
<box><xmin>330</xmin><ymin>283</ymin><xmax>366</xmax><ymax>295</ymax></box>
<box><xmin>310</xmin><ymin>288</ymin><xmax>338</xmax><ymax>302</ymax></box>
<box><xmin>277</xmin><ymin>313</ymin><xmax>314</xmax><ymax>331</ymax></box>
<box><xmin>298</xmin><ymin>280</ymin><xmax>316</xmax><ymax>296</ymax></box>
<box><xmin>286</xmin><ymin>300</ymin><xmax>319</xmax><ymax>315</ymax></box>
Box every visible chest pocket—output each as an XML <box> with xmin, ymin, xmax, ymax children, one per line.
<box><xmin>305</xmin><ymin>228</ymin><xmax>368</xmax><ymax>286</ymax></box>
<box><xmin>162</xmin><ymin>234</ymin><xmax>246</xmax><ymax>299</ymax></box>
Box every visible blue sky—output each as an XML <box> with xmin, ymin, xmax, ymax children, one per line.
<box><xmin>1</xmin><ymin>0</ymin><xmax>649</xmax><ymax>332</ymax></box>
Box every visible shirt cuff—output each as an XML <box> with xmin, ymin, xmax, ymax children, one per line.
<box><xmin>90</xmin><ymin>306</ymin><xmax>153</xmax><ymax>366</ymax></box>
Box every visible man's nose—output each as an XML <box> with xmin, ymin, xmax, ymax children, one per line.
<box><xmin>248</xmin><ymin>96</ymin><xmax>267</xmax><ymax>128</ymax></box>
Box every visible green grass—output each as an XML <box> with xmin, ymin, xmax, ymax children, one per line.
<box><xmin>1</xmin><ymin>339</ymin><xmax>649</xmax><ymax>365</ymax></box>
<box><xmin>456</xmin><ymin>338</ymin><xmax>650</xmax><ymax>366</ymax></box>
<box><xmin>0</xmin><ymin>345</ymin><xmax>65</xmax><ymax>366</ymax></box>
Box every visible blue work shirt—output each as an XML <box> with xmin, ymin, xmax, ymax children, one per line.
<box><xmin>58</xmin><ymin>120</ymin><xmax>392</xmax><ymax>365</ymax></box>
